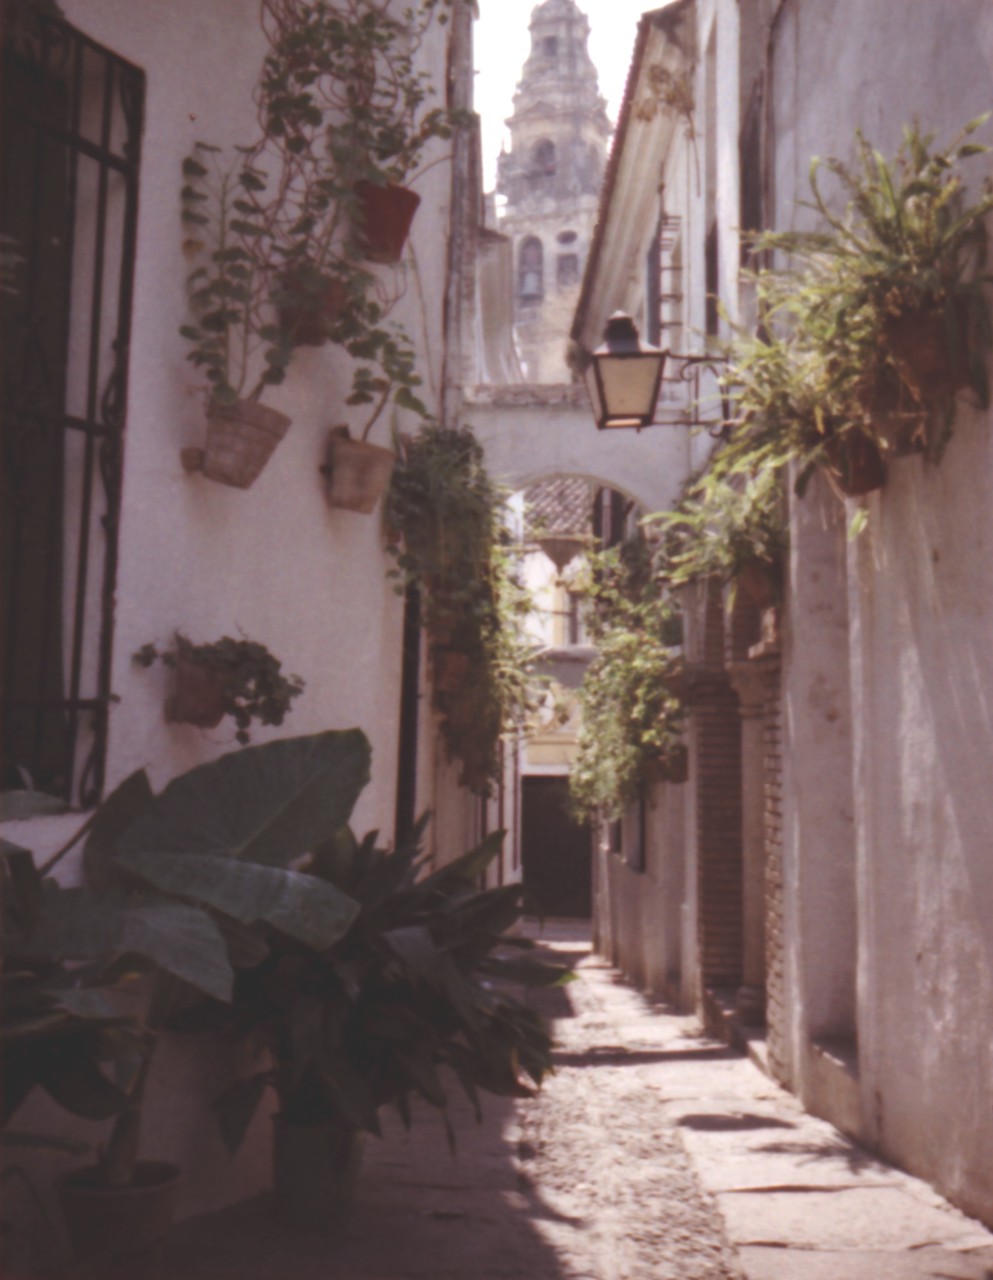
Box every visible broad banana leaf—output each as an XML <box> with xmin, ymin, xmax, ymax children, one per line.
<box><xmin>114</xmin><ymin>731</ymin><xmax>371</xmax><ymax>867</ymax></box>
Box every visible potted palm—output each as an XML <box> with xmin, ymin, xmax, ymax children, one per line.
<box><xmin>212</xmin><ymin>818</ymin><xmax>569</xmax><ymax>1228</ymax></box>
<box><xmin>132</xmin><ymin>634</ymin><xmax>305</xmax><ymax>744</ymax></box>
<box><xmin>179</xmin><ymin>142</ymin><xmax>296</xmax><ymax>489</ymax></box>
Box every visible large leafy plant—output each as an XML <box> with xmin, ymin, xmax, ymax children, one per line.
<box><xmin>213</xmin><ymin>818</ymin><xmax>569</xmax><ymax>1154</ymax></box>
<box><xmin>720</xmin><ymin>116</ymin><xmax>993</xmax><ymax>497</ymax></box>
<box><xmin>1</xmin><ymin>732</ymin><xmax>372</xmax><ymax>1187</ymax></box>
<box><xmin>569</xmin><ymin>533</ymin><xmax>685</xmax><ymax>822</ymax></box>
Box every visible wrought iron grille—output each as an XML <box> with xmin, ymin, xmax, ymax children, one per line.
<box><xmin>1</xmin><ymin>9</ymin><xmax>144</xmax><ymax>806</ymax></box>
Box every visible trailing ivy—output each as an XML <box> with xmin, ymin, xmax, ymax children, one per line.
<box><xmin>569</xmin><ymin>532</ymin><xmax>684</xmax><ymax>823</ymax></box>
<box><xmin>386</xmin><ymin>424</ymin><xmax>539</xmax><ymax>793</ymax></box>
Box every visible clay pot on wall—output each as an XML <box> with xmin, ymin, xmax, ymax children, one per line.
<box><xmin>165</xmin><ymin>647</ymin><xmax>232</xmax><ymax>729</ymax></box>
<box><xmin>736</xmin><ymin>558</ymin><xmax>781</xmax><ymax>612</ymax></box>
<box><xmin>823</xmin><ymin>430</ymin><xmax>887</xmax><ymax>498</ymax></box>
<box><xmin>884</xmin><ymin>305</ymin><xmax>970</xmax><ymax>400</ymax></box>
<box><xmin>278</xmin><ymin>273</ymin><xmax>349</xmax><ymax>348</ymax></box>
<box><xmin>354</xmin><ymin>180</ymin><xmax>421</xmax><ymax>263</ymax></box>
<box><xmin>322</xmin><ymin>428</ymin><xmax>396</xmax><ymax>514</ymax></box>
<box><xmin>182</xmin><ymin>399</ymin><xmax>292</xmax><ymax>490</ymax></box>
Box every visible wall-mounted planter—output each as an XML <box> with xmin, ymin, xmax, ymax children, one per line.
<box><xmin>736</xmin><ymin>558</ymin><xmax>781</xmax><ymax>612</ymax></box>
<box><xmin>183</xmin><ymin>399</ymin><xmax>292</xmax><ymax>490</ymax></box>
<box><xmin>322</xmin><ymin>428</ymin><xmax>396</xmax><ymax>514</ymax></box>
<box><xmin>432</xmin><ymin>644</ymin><xmax>470</xmax><ymax>694</ymax></box>
<box><xmin>354</xmin><ymin>180</ymin><xmax>421</xmax><ymax>264</ymax></box>
<box><xmin>278</xmin><ymin>274</ymin><xmax>349</xmax><ymax>348</ymax></box>
<box><xmin>642</xmin><ymin>743</ymin><xmax>688</xmax><ymax>786</ymax></box>
<box><xmin>165</xmin><ymin>645</ymin><xmax>232</xmax><ymax>729</ymax></box>
<box><xmin>884</xmin><ymin>306</ymin><xmax>969</xmax><ymax>400</ymax></box>
<box><xmin>823</xmin><ymin>431</ymin><xmax>886</xmax><ymax>498</ymax></box>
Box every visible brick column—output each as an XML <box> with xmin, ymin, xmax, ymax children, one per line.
<box><xmin>689</xmin><ymin>668</ymin><xmax>743</xmax><ymax>989</ymax></box>
<box><xmin>756</xmin><ymin>633</ymin><xmax>786</xmax><ymax>1083</ymax></box>
<box><xmin>728</xmin><ymin>660</ymin><xmax>768</xmax><ymax>1025</ymax></box>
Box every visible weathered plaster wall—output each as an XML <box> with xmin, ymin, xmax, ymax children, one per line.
<box><xmin>772</xmin><ymin>0</ymin><xmax>993</xmax><ymax>1224</ymax></box>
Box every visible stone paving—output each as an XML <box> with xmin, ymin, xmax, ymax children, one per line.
<box><xmin>53</xmin><ymin>922</ymin><xmax>993</xmax><ymax>1278</ymax></box>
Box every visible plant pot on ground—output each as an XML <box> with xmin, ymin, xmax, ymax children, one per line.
<box><xmin>58</xmin><ymin>1161</ymin><xmax>183</xmax><ymax>1264</ymax></box>
<box><xmin>271</xmin><ymin>1112</ymin><xmax>362</xmax><ymax>1230</ymax></box>
<box><xmin>211</xmin><ymin>818</ymin><xmax>569</xmax><ymax>1227</ymax></box>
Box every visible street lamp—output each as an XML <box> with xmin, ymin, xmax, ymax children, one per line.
<box><xmin>584</xmin><ymin>312</ymin><xmax>666</xmax><ymax>431</ymax></box>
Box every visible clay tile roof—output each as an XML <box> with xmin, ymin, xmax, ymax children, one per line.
<box><xmin>523</xmin><ymin>476</ymin><xmax>592</xmax><ymax>536</ymax></box>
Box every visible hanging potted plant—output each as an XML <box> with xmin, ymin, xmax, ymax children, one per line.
<box><xmin>257</xmin><ymin>0</ymin><xmax>461</xmax><ymax>269</ymax></box>
<box><xmin>384</xmin><ymin>425</ymin><xmax>541</xmax><ymax>792</ymax></box>
<box><xmin>179</xmin><ymin>142</ymin><xmax>296</xmax><ymax>490</ymax></box>
<box><xmin>320</xmin><ymin>324</ymin><xmax>429</xmax><ymax>514</ymax></box>
<box><xmin>652</xmin><ymin>464</ymin><xmax>788</xmax><ymax>609</ymax></box>
<box><xmin>132</xmin><ymin>634</ymin><xmax>305</xmax><ymax>744</ymax></box>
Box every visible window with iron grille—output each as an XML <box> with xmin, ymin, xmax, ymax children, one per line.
<box><xmin>1</xmin><ymin>8</ymin><xmax>144</xmax><ymax>806</ymax></box>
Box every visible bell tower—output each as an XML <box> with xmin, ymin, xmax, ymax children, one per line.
<box><xmin>496</xmin><ymin>0</ymin><xmax>610</xmax><ymax>382</ymax></box>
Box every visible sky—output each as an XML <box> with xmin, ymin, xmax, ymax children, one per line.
<box><xmin>473</xmin><ymin>0</ymin><xmax>655</xmax><ymax>191</ymax></box>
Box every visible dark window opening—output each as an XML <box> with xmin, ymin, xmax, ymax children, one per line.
<box><xmin>592</xmin><ymin>486</ymin><xmax>631</xmax><ymax>551</ymax></box>
<box><xmin>518</xmin><ymin>235</ymin><xmax>543</xmax><ymax>300</ymax></box>
<box><xmin>646</xmin><ymin>213</ymin><xmax>662</xmax><ymax>346</ymax></box>
<box><xmin>542</xmin><ymin>36</ymin><xmax>558</xmax><ymax>57</ymax></box>
<box><xmin>532</xmin><ymin>138</ymin><xmax>556</xmax><ymax>177</ymax></box>
<box><xmin>705</xmin><ymin>220</ymin><xmax>719</xmax><ymax>337</ymax></box>
<box><xmin>1</xmin><ymin>11</ymin><xmax>144</xmax><ymax>805</ymax></box>
<box><xmin>739</xmin><ymin>80</ymin><xmax>764</xmax><ymax>262</ymax></box>
<box><xmin>556</xmin><ymin>253</ymin><xmax>579</xmax><ymax>287</ymax></box>
<box><xmin>557</xmin><ymin>229</ymin><xmax>577</xmax><ymax>246</ymax></box>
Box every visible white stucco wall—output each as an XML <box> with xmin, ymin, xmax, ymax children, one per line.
<box><xmin>7</xmin><ymin>0</ymin><xmax>458</xmax><ymax>1230</ymax></box>
<box><xmin>771</xmin><ymin>0</ymin><xmax>993</xmax><ymax>1224</ymax></box>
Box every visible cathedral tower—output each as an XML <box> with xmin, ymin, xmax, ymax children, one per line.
<box><xmin>496</xmin><ymin>0</ymin><xmax>610</xmax><ymax>382</ymax></box>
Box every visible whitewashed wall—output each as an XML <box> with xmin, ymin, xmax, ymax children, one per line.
<box><xmin>771</xmin><ymin>0</ymin><xmax>993</xmax><ymax>1225</ymax></box>
<box><xmin>6</xmin><ymin>0</ymin><xmax>458</xmax><ymax>1230</ymax></box>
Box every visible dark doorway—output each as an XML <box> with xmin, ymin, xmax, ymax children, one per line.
<box><xmin>521</xmin><ymin>776</ymin><xmax>592</xmax><ymax>918</ymax></box>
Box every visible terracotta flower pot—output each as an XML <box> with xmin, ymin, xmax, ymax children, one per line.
<box><xmin>272</xmin><ymin>1115</ymin><xmax>362</xmax><ymax>1230</ymax></box>
<box><xmin>822</xmin><ymin>431</ymin><xmax>886</xmax><ymax>498</ymax></box>
<box><xmin>59</xmin><ymin>1161</ymin><xmax>182</xmax><ymax>1263</ymax></box>
<box><xmin>354</xmin><ymin>180</ymin><xmax>421</xmax><ymax>263</ymax></box>
<box><xmin>432</xmin><ymin>644</ymin><xmax>470</xmax><ymax>693</ymax></box>
<box><xmin>884</xmin><ymin>305</ymin><xmax>970</xmax><ymax>399</ymax></box>
<box><xmin>736</xmin><ymin>559</ymin><xmax>781</xmax><ymax>612</ymax></box>
<box><xmin>188</xmin><ymin>399</ymin><xmax>292</xmax><ymax>490</ymax></box>
<box><xmin>323</xmin><ymin>429</ymin><xmax>396</xmax><ymax>514</ymax></box>
<box><xmin>165</xmin><ymin>649</ymin><xmax>231</xmax><ymax>729</ymax></box>
<box><xmin>279</xmin><ymin>273</ymin><xmax>349</xmax><ymax>347</ymax></box>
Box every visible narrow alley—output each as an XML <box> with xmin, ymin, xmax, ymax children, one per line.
<box><xmin>68</xmin><ymin>923</ymin><xmax>991</xmax><ymax>1280</ymax></box>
